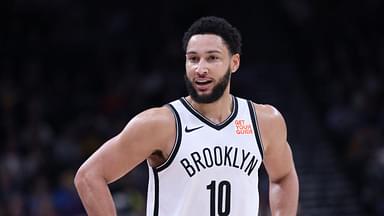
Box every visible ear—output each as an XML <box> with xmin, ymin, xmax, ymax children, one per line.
<box><xmin>231</xmin><ymin>53</ymin><xmax>240</xmax><ymax>73</ymax></box>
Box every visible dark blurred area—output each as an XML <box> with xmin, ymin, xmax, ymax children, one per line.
<box><xmin>1</xmin><ymin>0</ymin><xmax>383</xmax><ymax>215</ymax></box>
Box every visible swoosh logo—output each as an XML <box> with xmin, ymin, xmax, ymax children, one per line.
<box><xmin>185</xmin><ymin>125</ymin><xmax>204</xmax><ymax>133</ymax></box>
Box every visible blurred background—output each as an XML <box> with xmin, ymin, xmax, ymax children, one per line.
<box><xmin>1</xmin><ymin>0</ymin><xmax>383</xmax><ymax>215</ymax></box>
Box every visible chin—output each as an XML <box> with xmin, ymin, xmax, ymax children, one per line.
<box><xmin>197</xmin><ymin>91</ymin><xmax>212</xmax><ymax>96</ymax></box>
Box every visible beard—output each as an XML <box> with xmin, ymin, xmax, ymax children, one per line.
<box><xmin>184</xmin><ymin>68</ymin><xmax>231</xmax><ymax>104</ymax></box>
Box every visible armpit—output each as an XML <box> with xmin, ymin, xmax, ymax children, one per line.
<box><xmin>148</xmin><ymin>150</ymin><xmax>168</xmax><ymax>168</ymax></box>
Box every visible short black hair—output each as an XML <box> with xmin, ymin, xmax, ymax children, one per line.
<box><xmin>182</xmin><ymin>16</ymin><xmax>242</xmax><ymax>55</ymax></box>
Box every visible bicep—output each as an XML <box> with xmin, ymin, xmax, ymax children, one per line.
<box><xmin>79</xmin><ymin>108</ymin><xmax>174</xmax><ymax>184</ymax></box>
<box><xmin>80</xmin><ymin>130</ymin><xmax>153</xmax><ymax>184</ymax></box>
<box><xmin>263</xmin><ymin>141</ymin><xmax>295</xmax><ymax>182</ymax></box>
<box><xmin>256</xmin><ymin>104</ymin><xmax>295</xmax><ymax>182</ymax></box>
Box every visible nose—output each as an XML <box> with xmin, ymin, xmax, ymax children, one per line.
<box><xmin>195</xmin><ymin>59</ymin><xmax>208</xmax><ymax>75</ymax></box>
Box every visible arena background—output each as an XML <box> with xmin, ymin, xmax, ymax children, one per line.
<box><xmin>1</xmin><ymin>0</ymin><xmax>383</xmax><ymax>215</ymax></box>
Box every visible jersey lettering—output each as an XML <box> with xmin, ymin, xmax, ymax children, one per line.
<box><xmin>179</xmin><ymin>145</ymin><xmax>258</xmax><ymax>177</ymax></box>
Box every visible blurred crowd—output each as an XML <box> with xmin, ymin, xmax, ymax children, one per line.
<box><xmin>1</xmin><ymin>1</ymin><xmax>185</xmax><ymax>215</ymax></box>
<box><xmin>1</xmin><ymin>0</ymin><xmax>383</xmax><ymax>215</ymax></box>
<box><xmin>292</xmin><ymin>1</ymin><xmax>384</xmax><ymax>214</ymax></box>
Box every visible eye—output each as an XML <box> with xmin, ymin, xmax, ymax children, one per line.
<box><xmin>207</xmin><ymin>55</ymin><xmax>220</xmax><ymax>61</ymax></box>
<box><xmin>187</xmin><ymin>56</ymin><xmax>199</xmax><ymax>63</ymax></box>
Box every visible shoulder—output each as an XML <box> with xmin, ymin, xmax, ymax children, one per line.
<box><xmin>252</xmin><ymin>103</ymin><xmax>285</xmax><ymax>127</ymax></box>
<box><xmin>119</xmin><ymin>106</ymin><xmax>175</xmax><ymax>147</ymax></box>
<box><xmin>251</xmin><ymin>102</ymin><xmax>287</xmax><ymax>152</ymax></box>
<box><xmin>129</xmin><ymin>106</ymin><xmax>175</xmax><ymax>128</ymax></box>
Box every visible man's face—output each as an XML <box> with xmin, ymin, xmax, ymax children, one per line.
<box><xmin>184</xmin><ymin>34</ymin><xmax>239</xmax><ymax>103</ymax></box>
<box><xmin>184</xmin><ymin>68</ymin><xmax>231</xmax><ymax>103</ymax></box>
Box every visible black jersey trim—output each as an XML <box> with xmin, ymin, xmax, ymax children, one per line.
<box><xmin>156</xmin><ymin>104</ymin><xmax>182</xmax><ymax>172</ymax></box>
<box><xmin>247</xmin><ymin>100</ymin><xmax>264</xmax><ymax>160</ymax></box>
<box><xmin>179</xmin><ymin>96</ymin><xmax>238</xmax><ymax>130</ymax></box>
<box><xmin>152</xmin><ymin>168</ymin><xmax>159</xmax><ymax>216</ymax></box>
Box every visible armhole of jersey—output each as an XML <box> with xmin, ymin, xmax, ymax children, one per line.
<box><xmin>247</xmin><ymin>100</ymin><xmax>264</xmax><ymax>160</ymax></box>
<box><xmin>156</xmin><ymin>103</ymin><xmax>182</xmax><ymax>172</ymax></box>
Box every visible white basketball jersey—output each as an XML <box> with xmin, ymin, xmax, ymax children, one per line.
<box><xmin>146</xmin><ymin>96</ymin><xmax>264</xmax><ymax>216</ymax></box>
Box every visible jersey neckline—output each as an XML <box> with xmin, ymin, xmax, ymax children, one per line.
<box><xmin>179</xmin><ymin>96</ymin><xmax>239</xmax><ymax>131</ymax></box>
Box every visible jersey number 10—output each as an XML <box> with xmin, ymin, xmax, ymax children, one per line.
<box><xmin>206</xmin><ymin>180</ymin><xmax>231</xmax><ymax>216</ymax></box>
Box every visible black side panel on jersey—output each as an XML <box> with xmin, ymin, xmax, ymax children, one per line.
<box><xmin>247</xmin><ymin>100</ymin><xmax>264</xmax><ymax>160</ymax></box>
<box><xmin>156</xmin><ymin>104</ymin><xmax>182</xmax><ymax>172</ymax></box>
<box><xmin>152</xmin><ymin>168</ymin><xmax>159</xmax><ymax>216</ymax></box>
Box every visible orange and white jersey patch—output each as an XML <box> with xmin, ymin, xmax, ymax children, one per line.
<box><xmin>234</xmin><ymin>119</ymin><xmax>253</xmax><ymax>135</ymax></box>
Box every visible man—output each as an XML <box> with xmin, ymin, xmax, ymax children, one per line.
<box><xmin>75</xmin><ymin>16</ymin><xmax>299</xmax><ymax>216</ymax></box>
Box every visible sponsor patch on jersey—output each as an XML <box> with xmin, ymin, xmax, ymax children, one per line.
<box><xmin>234</xmin><ymin>119</ymin><xmax>253</xmax><ymax>135</ymax></box>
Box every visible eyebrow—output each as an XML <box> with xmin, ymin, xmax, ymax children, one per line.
<box><xmin>186</xmin><ymin>50</ymin><xmax>222</xmax><ymax>55</ymax></box>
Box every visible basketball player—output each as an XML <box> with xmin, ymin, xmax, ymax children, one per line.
<box><xmin>74</xmin><ymin>16</ymin><xmax>299</xmax><ymax>215</ymax></box>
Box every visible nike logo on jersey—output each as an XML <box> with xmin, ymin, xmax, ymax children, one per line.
<box><xmin>185</xmin><ymin>125</ymin><xmax>204</xmax><ymax>133</ymax></box>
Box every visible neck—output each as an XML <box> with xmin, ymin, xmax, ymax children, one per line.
<box><xmin>186</xmin><ymin>93</ymin><xmax>233</xmax><ymax>124</ymax></box>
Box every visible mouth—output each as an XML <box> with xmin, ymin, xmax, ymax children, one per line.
<box><xmin>195</xmin><ymin>79</ymin><xmax>213</xmax><ymax>91</ymax></box>
<box><xmin>195</xmin><ymin>80</ymin><xmax>212</xmax><ymax>85</ymax></box>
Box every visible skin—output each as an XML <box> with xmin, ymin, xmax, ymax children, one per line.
<box><xmin>74</xmin><ymin>34</ymin><xmax>299</xmax><ymax>216</ymax></box>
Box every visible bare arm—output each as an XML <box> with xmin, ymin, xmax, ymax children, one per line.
<box><xmin>74</xmin><ymin>107</ymin><xmax>175</xmax><ymax>216</ymax></box>
<box><xmin>255</xmin><ymin>104</ymin><xmax>299</xmax><ymax>216</ymax></box>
